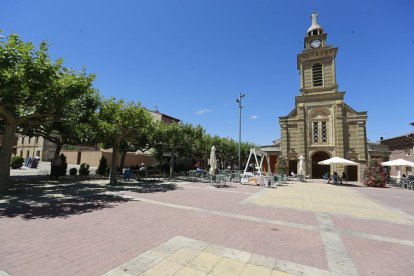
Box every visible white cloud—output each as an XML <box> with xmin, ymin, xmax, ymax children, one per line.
<box><xmin>250</xmin><ymin>115</ymin><xmax>258</xmax><ymax>120</ymax></box>
<box><xmin>195</xmin><ymin>108</ymin><xmax>212</xmax><ymax>115</ymax></box>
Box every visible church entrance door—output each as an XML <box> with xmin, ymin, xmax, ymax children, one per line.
<box><xmin>289</xmin><ymin>160</ymin><xmax>298</xmax><ymax>175</ymax></box>
<box><xmin>346</xmin><ymin>165</ymin><xmax>358</xmax><ymax>181</ymax></box>
<box><xmin>312</xmin><ymin>151</ymin><xmax>330</xmax><ymax>178</ymax></box>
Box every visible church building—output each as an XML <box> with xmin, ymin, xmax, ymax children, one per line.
<box><xmin>278</xmin><ymin>13</ymin><xmax>368</xmax><ymax>181</ymax></box>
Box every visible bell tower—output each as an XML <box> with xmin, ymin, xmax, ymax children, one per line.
<box><xmin>279</xmin><ymin>12</ymin><xmax>368</xmax><ymax>181</ymax></box>
<box><xmin>297</xmin><ymin>12</ymin><xmax>339</xmax><ymax>95</ymax></box>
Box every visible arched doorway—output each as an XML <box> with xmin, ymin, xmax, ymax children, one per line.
<box><xmin>312</xmin><ymin>151</ymin><xmax>330</xmax><ymax>178</ymax></box>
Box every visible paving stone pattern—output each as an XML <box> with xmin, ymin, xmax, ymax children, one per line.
<box><xmin>1</xmin><ymin>179</ymin><xmax>414</xmax><ymax>275</ymax></box>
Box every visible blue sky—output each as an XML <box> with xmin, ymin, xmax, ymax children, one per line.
<box><xmin>1</xmin><ymin>0</ymin><xmax>413</xmax><ymax>145</ymax></box>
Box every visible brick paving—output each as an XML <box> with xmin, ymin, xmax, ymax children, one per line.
<box><xmin>1</xmin><ymin>178</ymin><xmax>414</xmax><ymax>275</ymax></box>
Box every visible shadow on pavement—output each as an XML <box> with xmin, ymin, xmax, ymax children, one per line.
<box><xmin>0</xmin><ymin>177</ymin><xmax>177</xmax><ymax>220</ymax></box>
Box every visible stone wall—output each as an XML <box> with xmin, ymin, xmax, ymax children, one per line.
<box><xmin>60</xmin><ymin>150</ymin><xmax>159</xmax><ymax>168</ymax></box>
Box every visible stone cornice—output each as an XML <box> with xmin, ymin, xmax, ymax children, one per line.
<box><xmin>295</xmin><ymin>92</ymin><xmax>344</xmax><ymax>105</ymax></box>
<box><xmin>300</xmin><ymin>85</ymin><xmax>339</xmax><ymax>94</ymax></box>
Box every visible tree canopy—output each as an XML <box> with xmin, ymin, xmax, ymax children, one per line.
<box><xmin>0</xmin><ymin>33</ymin><xmax>95</xmax><ymax>192</ymax></box>
<box><xmin>93</xmin><ymin>97</ymin><xmax>154</xmax><ymax>184</ymax></box>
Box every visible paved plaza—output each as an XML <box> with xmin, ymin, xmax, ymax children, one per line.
<box><xmin>1</xmin><ymin>174</ymin><xmax>414</xmax><ymax>275</ymax></box>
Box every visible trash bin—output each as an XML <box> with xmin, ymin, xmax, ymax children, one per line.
<box><xmin>31</xmin><ymin>156</ymin><xmax>40</xmax><ymax>168</ymax></box>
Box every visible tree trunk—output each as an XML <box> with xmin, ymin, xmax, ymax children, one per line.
<box><xmin>110</xmin><ymin>144</ymin><xmax>119</xmax><ymax>185</ymax></box>
<box><xmin>169</xmin><ymin>150</ymin><xmax>175</xmax><ymax>178</ymax></box>
<box><xmin>53</xmin><ymin>141</ymin><xmax>63</xmax><ymax>159</ymax></box>
<box><xmin>119</xmin><ymin>150</ymin><xmax>127</xmax><ymax>174</ymax></box>
<box><xmin>0</xmin><ymin>120</ymin><xmax>17</xmax><ymax>193</ymax></box>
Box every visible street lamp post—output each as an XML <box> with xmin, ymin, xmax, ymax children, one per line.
<box><xmin>410</xmin><ymin>123</ymin><xmax>414</xmax><ymax>166</ymax></box>
<box><xmin>236</xmin><ymin>93</ymin><xmax>245</xmax><ymax>172</ymax></box>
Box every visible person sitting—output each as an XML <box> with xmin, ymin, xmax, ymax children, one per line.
<box><xmin>340</xmin><ymin>172</ymin><xmax>346</xmax><ymax>185</ymax></box>
<box><xmin>124</xmin><ymin>169</ymin><xmax>132</xmax><ymax>181</ymax></box>
<box><xmin>138</xmin><ymin>163</ymin><xmax>147</xmax><ymax>180</ymax></box>
<box><xmin>333</xmin><ymin>171</ymin><xmax>338</xmax><ymax>185</ymax></box>
<box><xmin>323</xmin><ymin>172</ymin><xmax>330</xmax><ymax>183</ymax></box>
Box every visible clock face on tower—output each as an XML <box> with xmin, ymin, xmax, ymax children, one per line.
<box><xmin>310</xmin><ymin>39</ymin><xmax>321</xmax><ymax>48</ymax></box>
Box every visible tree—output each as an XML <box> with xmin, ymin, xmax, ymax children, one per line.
<box><xmin>192</xmin><ymin>132</ymin><xmax>212</xmax><ymax>167</ymax></box>
<box><xmin>363</xmin><ymin>159</ymin><xmax>386</xmax><ymax>187</ymax></box>
<box><xmin>118</xmin><ymin>120</ymin><xmax>157</xmax><ymax>173</ymax></box>
<box><xmin>94</xmin><ymin>97</ymin><xmax>153</xmax><ymax>184</ymax></box>
<box><xmin>22</xmin><ymin>88</ymin><xmax>101</xmax><ymax>160</ymax></box>
<box><xmin>153</xmin><ymin>122</ymin><xmax>204</xmax><ymax>178</ymax></box>
<box><xmin>0</xmin><ymin>34</ymin><xmax>95</xmax><ymax>192</ymax></box>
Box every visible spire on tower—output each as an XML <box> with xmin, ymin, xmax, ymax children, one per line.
<box><xmin>311</xmin><ymin>12</ymin><xmax>319</xmax><ymax>25</ymax></box>
<box><xmin>307</xmin><ymin>12</ymin><xmax>324</xmax><ymax>35</ymax></box>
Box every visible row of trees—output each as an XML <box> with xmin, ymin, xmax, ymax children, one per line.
<box><xmin>0</xmin><ymin>33</ymin><xmax>257</xmax><ymax>192</ymax></box>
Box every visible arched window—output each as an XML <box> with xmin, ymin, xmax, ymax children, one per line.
<box><xmin>312</xmin><ymin>121</ymin><xmax>329</xmax><ymax>144</ymax></box>
<box><xmin>312</xmin><ymin>63</ymin><xmax>323</xmax><ymax>87</ymax></box>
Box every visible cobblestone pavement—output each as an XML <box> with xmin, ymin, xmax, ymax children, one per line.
<box><xmin>1</xmin><ymin>178</ymin><xmax>414</xmax><ymax>275</ymax></box>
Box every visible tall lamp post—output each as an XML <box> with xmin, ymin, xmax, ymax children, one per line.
<box><xmin>236</xmin><ymin>93</ymin><xmax>245</xmax><ymax>171</ymax></box>
<box><xmin>410</xmin><ymin>123</ymin><xmax>414</xmax><ymax>165</ymax></box>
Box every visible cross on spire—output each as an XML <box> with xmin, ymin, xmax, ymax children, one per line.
<box><xmin>311</xmin><ymin>12</ymin><xmax>319</xmax><ymax>26</ymax></box>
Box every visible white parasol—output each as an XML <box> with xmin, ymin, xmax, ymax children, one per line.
<box><xmin>298</xmin><ymin>155</ymin><xmax>304</xmax><ymax>175</ymax></box>
<box><xmin>318</xmin><ymin>157</ymin><xmax>358</xmax><ymax>166</ymax></box>
<box><xmin>208</xmin><ymin>146</ymin><xmax>217</xmax><ymax>176</ymax></box>
<box><xmin>381</xmin><ymin>159</ymin><xmax>414</xmax><ymax>179</ymax></box>
<box><xmin>381</xmin><ymin>159</ymin><xmax>414</xmax><ymax>167</ymax></box>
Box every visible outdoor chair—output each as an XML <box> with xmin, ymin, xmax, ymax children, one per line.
<box><xmin>123</xmin><ymin>169</ymin><xmax>133</xmax><ymax>182</ymax></box>
<box><xmin>401</xmin><ymin>179</ymin><xmax>412</xmax><ymax>189</ymax></box>
<box><xmin>213</xmin><ymin>174</ymin><xmax>227</xmax><ymax>187</ymax></box>
<box><xmin>387</xmin><ymin>177</ymin><xmax>397</xmax><ymax>187</ymax></box>
<box><xmin>271</xmin><ymin>175</ymin><xmax>280</xmax><ymax>188</ymax></box>
<box><xmin>278</xmin><ymin>174</ymin><xmax>287</xmax><ymax>185</ymax></box>
<box><xmin>405</xmin><ymin>180</ymin><xmax>414</xmax><ymax>190</ymax></box>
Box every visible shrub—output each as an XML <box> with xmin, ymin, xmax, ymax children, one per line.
<box><xmin>363</xmin><ymin>159</ymin><xmax>386</xmax><ymax>187</ymax></box>
<box><xmin>10</xmin><ymin>156</ymin><xmax>24</xmax><ymax>169</ymax></box>
<box><xmin>11</xmin><ymin>156</ymin><xmax>25</xmax><ymax>165</ymax></box>
<box><xmin>96</xmin><ymin>156</ymin><xmax>108</xmax><ymax>175</ymax></box>
<box><xmin>79</xmin><ymin>163</ymin><xmax>90</xmax><ymax>176</ymax></box>
<box><xmin>58</xmin><ymin>153</ymin><xmax>68</xmax><ymax>176</ymax></box>
<box><xmin>69</xmin><ymin>168</ymin><xmax>78</xmax><ymax>176</ymax></box>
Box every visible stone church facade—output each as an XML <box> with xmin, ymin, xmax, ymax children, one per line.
<box><xmin>279</xmin><ymin>13</ymin><xmax>368</xmax><ymax>181</ymax></box>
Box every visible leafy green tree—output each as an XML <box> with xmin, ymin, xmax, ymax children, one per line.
<box><xmin>192</xmin><ymin>134</ymin><xmax>257</xmax><ymax>171</ymax></box>
<box><xmin>0</xmin><ymin>34</ymin><xmax>95</xmax><ymax>192</ymax></box>
<box><xmin>192</xmin><ymin>132</ymin><xmax>212</xmax><ymax>167</ymax></box>
<box><xmin>363</xmin><ymin>159</ymin><xmax>386</xmax><ymax>187</ymax></box>
<box><xmin>118</xmin><ymin>120</ymin><xmax>157</xmax><ymax>172</ymax></box>
<box><xmin>153</xmin><ymin>122</ymin><xmax>204</xmax><ymax>177</ymax></box>
<box><xmin>22</xmin><ymin>89</ymin><xmax>101</xmax><ymax>160</ymax></box>
<box><xmin>94</xmin><ymin>97</ymin><xmax>153</xmax><ymax>184</ymax></box>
